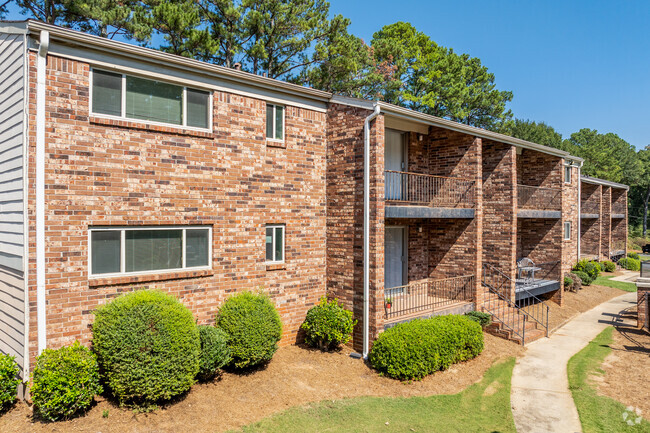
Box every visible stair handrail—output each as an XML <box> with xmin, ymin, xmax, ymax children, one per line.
<box><xmin>515</xmin><ymin>285</ymin><xmax>550</xmax><ymax>337</ymax></box>
<box><xmin>481</xmin><ymin>263</ymin><xmax>527</xmax><ymax>344</ymax></box>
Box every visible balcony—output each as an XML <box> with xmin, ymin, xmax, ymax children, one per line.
<box><xmin>384</xmin><ymin>171</ymin><xmax>476</xmax><ymax>218</ymax></box>
<box><xmin>581</xmin><ymin>200</ymin><xmax>600</xmax><ymax>218</ymax></box>
<box><xmin>611</xmin><ymin>202</ymin><xmax>626</xmax><ymax>218</ymax></box>
<box><xmin>384</xmin><ymin>275</ymin><xmax>475</xmax><ymax>323</ymax></box>
<box><xmin>517</xmin><ymin>185</ymin><xmax>562</xmax><ymax>218</ymax></box>
<box><xmin>611</xmin><ymin>240</ymin><xmax>626</xmax><ymax>258</ymax></box>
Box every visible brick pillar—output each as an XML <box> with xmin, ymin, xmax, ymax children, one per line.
<box><xmin>473</xmin><ymin>137</ymin><xmax>484</xmax><ymax>307</ymax></box>
<box><xmin>601</xmin><ymin>186</ymin><xmax>611</xmax><ymax>260</ymax></box>
<box><xmin>637</xmin><ymin>280</ymin><xmax>650</xmax><ymax>330</ymax></box>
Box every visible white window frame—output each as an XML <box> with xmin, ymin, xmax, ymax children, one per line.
<box><xmin>89</xmin><ymin>68</ymin><xmax>213</xmax><ymax>132</ymax></box>
<box><xmin>265</xmin><ymin>224</ymin><xmax>285</xmax><ymax>264</ymax></box>
<box><xmin>265</xmin><ymin>103</ymin><xmax>285</xmax><ymax>142</ymax></box>
<box><xmin>564</xmin><ymin>221</ymin><xmax>572</xmax><ymax>240</ymax></box>
<box><xmin>564</xmin><ymin>165</ymin><xmax>572</xmax><ymax>184</ymax></box>
<box><xmin>88</xmin><ymin>226</ymin><xmax>212</xmax><ymax>278</ymax></box>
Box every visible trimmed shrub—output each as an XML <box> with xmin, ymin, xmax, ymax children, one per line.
<box><xmin>197</xmin><ymin>326</ymin><xmax>231</xmax><ymax>381</ymax></box>
<box><xmin>564</xmin><ymin>276</ymin><xmax>573</xmax><ymax>288</ymax></box>
<box><xmin>573</xmin><ymin>271</ymin><xmax>593</xmax><ymax>286</ymax></box>
<box><xmin>301</xmin><ymin>297</ymin><xmax>356</xmax><ymax>351</ymax></box>
<box><xmin>216</xmin><ymin>292</ymin><xmax>282</xmax><ymax>368</ymax></box>
<box><xmin>573</xmin><ymin>259</ymin><xmax>600</xmax><ymax>281</ymax></box>
<box><xmin>618</xmin><ymin>257</ymin><xmax>641</xmax><ymax>272</ymax></box>
<box><xmin>603</xmin><ymin>260</ymin><xmax>616</xmax><ymax>273</ymax></box>
<box><xmin>567</xmin><ymin>272</ymin><xmax>583</xmax><ymax>292</ymax></box>
<box><xmin>464</xmin><ymin>311</ymin><xmax>491</xmax><ymax>327</ymax></box>
<box><xmin>368</xmin><ymin>315</ymin><xmax>484</xmax><ymax>381</ymax></box>
<box><xmin>628</xmin><ymin>252</ymin><xmax>640</xmax><ymax>260</ymax></box>
<box><xmin>92</xmin><ymin>290</ymin><xmax>200</xmax><ymax>406</ymax></box>
<box><xmin>30</xmin><ymin>342</ymin><xmax>102</xmax><ymax>421</ymax></box>
<box><xmin>0</xmin><ymin>353</ymin><xmax>20</xmax><ymax>412</ymax></box>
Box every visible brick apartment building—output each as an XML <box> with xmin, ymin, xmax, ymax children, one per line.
<box><xmin>0</xmin><ymin>21</ymin><xmax>629</xmax><ymax>382</ymax></box>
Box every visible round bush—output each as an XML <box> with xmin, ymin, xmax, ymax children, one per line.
<box><xmin>573</xmin><ymin>270</ymin><xmax>593</xmax><ymax>286</ymax></box>
<box><xmin>368</xmin><ymin>315</ymin><xmax>484</xmax><ymax>381</ymax></box>
<box><xmin>628</xmin><ymin>252</ymin><xmax>640</xmax><ymax>260</ymax></box>
<box><xmin>301</xmin><ymin>297</ymin><xmax>356</xmax><ymax>351</ymax></box>
<box><xmin>603</xmin><ymin>260</ymin><xmax>616</xmax><ymax>273</ymax></box>
<box><xmin>197</xmin><ymin>326</ymin><xmax>231</xmax><ymax>381</ymax></box>
<box><xmin>618</xmin><ymin>257</ymin><xmax>640</xmax><ymax>271</ymax></box>
<box><xmin>92</xmin><ymin>290</ymin><xmax>200</xmax><ymax>406</ymax></box>
<box><xmin>464</xmin><ymin>311</ymin><xmax>491</xmax><ymax>327</ymax></box>
<box><xmin>566</xmin><ymin>272</ymin><xmax>583</xmax><ymax>291</ymax></box>
<box><xmin>0</xmin><ymin>353</ymin><xmax>20</xmax><ymax>412</ymax></box>
<box><xmin>30</xmin><ymin>342</ymin><xmax>102</xmax><ymax>421</ymax></box>
<box><xmin>564</xmin><ymin>276</ymin><xmax>574</xmax><ymax>288</ymax></box>
<box><xmin>573</xmin><ymin>259</ymin><xmax>600</xmax><ymax>281</ymax></box>
<box><xmin>216</xmin><ymin>292</ymin><xmax>282</xmax><ymax>369</ymax></box>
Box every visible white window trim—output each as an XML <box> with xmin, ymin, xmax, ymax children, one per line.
<box><xmin>265</xmin><ymin>224</ymin><xmax>285</xmax><ymax>264</ymax></box>
<box><xmin>564</xmin><ymin>165</ymin><xmax>572</xmax><ymax>184</ymax></box>
<box><xmin>564</xmin><ymin>221</ymin><xmax>572</xmax><ymax>240</ymax></box>
<box><xmin>89</xmin><ymin>68</ymin><xmax>213</xmax><ymax>132</ymax></box>
<box><xmin>266</xmin><ymin>103</ymin><xmax>285</xmax><ymax>143</ymax></box>
<box><xmin>88</xmin><ymin>226</ymin><xmax>213</xmax><ymax>278</ymax></box>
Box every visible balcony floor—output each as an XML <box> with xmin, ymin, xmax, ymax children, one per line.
<box><xmin>385</xmin><ymin>205</ymin><xmax>475</xmax><ymax>219</ymax></box>
<box><xmin>515</xmin><ymin>279</ymin><xmax>560</xmax><ymax>301</ymax></box>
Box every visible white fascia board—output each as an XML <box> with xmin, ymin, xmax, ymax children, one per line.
<box><xmin>580</xmin><ymin>175</ymin><xmax>629</xmax><ymax>190</ymax></box>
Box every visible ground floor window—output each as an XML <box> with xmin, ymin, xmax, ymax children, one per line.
<box><xmin>89</xmin><ymin>226</ymin><xmax>211</xmax><ymax>276</ymax></box>
<box><xmin>265</xmin><ymin>224</ymin><xmax>285</xmax><ymax>263</ymax></box>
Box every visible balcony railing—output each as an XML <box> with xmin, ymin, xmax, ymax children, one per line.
<box><xmin>517</xmin><ymin>185</ymin><xmax>562</xmax><ymax>211</ymax></box>
<box><xmin>611</xmin><ymin>240</ymin><xmax>626</xmax><ymax>255</ymax></box>
<box><xmin>581</xmin><ymin>200</ymin><xmax>600</xmax><ymax>215</ymax></box>
<box><xmin>384</xmin><ymin>171</ymin><xmax>475</xmax><ymax>208</ymax></box>
<box><xmin>611</xmin><ymin>202</ymin><xmax>626</xmax><ymax>215</ymax></box>
<box><xmin>384</xmin><ymin>275</ymin><xmax>475</xmax><ymax>320</ymax></box>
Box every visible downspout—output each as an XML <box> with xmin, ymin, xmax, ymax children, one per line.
<box><xmin>362</xmin><ymin>104</ymin><xmax>381</xmax><ymax>359</ymax></box>
<box><xmin>36</xmin><ymin>30</ymin><xmax>49</xmax><ymax>355</ymax></box>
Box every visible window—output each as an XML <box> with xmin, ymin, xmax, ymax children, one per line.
<box><xmin>91</xmin><ymin>69</ymin><xmax>211</xmax><ymax>129</ymax></box>
<box><xmin>564</xmin><ymin>221</ymin><xmax>571</xmax><ymax>240</ymax></box>
<box><xmin>89</xmin><ymin>227</ymin><xmax>211</xmax><ymax>276</ymax></box>
<box><xmin>265</xmin><ymin>103</ymin><xmax>284</xmax><ymax>141</ymax></box>
<box><xmin>564</xmin><ymin>165</ymin><xmax>572</xmax><ymax>183</ymax></box>
<box><xmin>265</xmin><ymin>224</ymin><xmax>285</xmax><ymax>263</ymax></box>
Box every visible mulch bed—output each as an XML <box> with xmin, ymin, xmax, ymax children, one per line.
<box><xmin>0</xmin><ymin>333</ymin><xmax>523</xmax><ymax>433</ymax></box>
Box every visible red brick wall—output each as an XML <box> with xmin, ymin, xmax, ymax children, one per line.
<box><xmin>26</xmin><ymin>53</ymin><xmax>328</xmax><ymax>366</ymax></box>
<box><xmin>611</xmin><ymin>188</ymin><xmax>628</xmax><ymax>255</ymax></box>
<box><xmin>482</xmin><ymin>140</ymin><xmax>517</xmax><ymax>299</ymax></box>
<box><xmin>601</xmin><ymin>187</ymin><xmax>612</xmax><ymax>259</ymax></box>
<box><xmin>326</xmin><ymin>103</ymin><xmax>385</xmax><ymax>352</ymax></box>
<box><xmin>580</xmin><ymin>218</ymin><xmax>601</xmax><ymax>258</ymax></box>
<box><xmin>562</xmin><ymin>162</ymin><xmax>579</xmax><ymax>274</ymax></box>
<box><xmin>516</xmin><ymin>149</ymin><xmax>562</xmax><ymax>187</ymax></box>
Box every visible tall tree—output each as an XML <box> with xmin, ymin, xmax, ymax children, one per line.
<box><xmin>632</xmin><ymin>146</ymin><xmax>650</xmax><ymax>237</ymax></box>
<box><xmin>498</xmin><ymin>118</ymin><xmax>577</xmax><ymax>152</ymax></box>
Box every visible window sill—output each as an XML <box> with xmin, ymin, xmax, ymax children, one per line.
<box><xmin>90</xmin><ymin>116</ymin><xmax>214</xmax><ymax>138</ymax></box>
<box><xmin>88</xmin><ymin>269</ymin><xmax>214</xmax><ymax>287</ymax></box>
<box><xmin>266</xmin><ymin>139</ymin><xmax>286</xmax><ymax>149</ymax></box>
<box><xmin>266</xmin><ymin>263</ymin><xmax>286</xmax><ymax>271</ymax></box>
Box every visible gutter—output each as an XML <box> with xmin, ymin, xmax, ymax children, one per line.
<box><xmin>36</xmin><ymin>30</ymin><xmax>49</xmax><ymax>355</ymax></box>
<box><xmin>362</xmin><ymin>104</ymin><xmax>381</xmax><ymax>359</ymax></box>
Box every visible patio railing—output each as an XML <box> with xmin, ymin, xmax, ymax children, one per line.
<box><xmin>517</xmin><ymin>260</ymin><xmax>561</xmax><ymax>284</ymax></box>
<box><xmin>611</xmin><ymin>202</ymin><xmax>626</xmax><ymax>215</ymax></box>
<box><xmin>384</xmin><ymin>274</ymin><xmax>475</xmax><ymax>320</ymax></box>
<box><xmin>581</xmin><ymin>200</ymin><xmax>600</xmax><ymax>215</ymax></box>
<box><xmin>385</xmin><ymin>171</ymin><xmax>476</xmax><ymax>208</ymax></box>
<box><xmin>611</xmin><ymin>240</ymin><xmax>626</xmax><ymax>255</ymax></box>
<box><xmin>517</xmin><ymin>185</ymin><xmax>562</xmax><ymax>211</ymax></box>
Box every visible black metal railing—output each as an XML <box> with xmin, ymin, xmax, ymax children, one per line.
<box><xmin>517</xmin><ymin>288</ymin><xmax>550</xmax><ymax>337</ymax></box>
<box><xmin>581</xmin><ymin>200</ymin><xmax>600</xmax><ymax>215</ymax></box>
<box><xmin>384</xmin><ymin>171</ymin><xmax>476</xmax><ymax>208</ymax></box>
<box><xmin>517</xmin><ymin>185</ymin><xmax>562</xmax><ymax>211</ymax></box>
<box><xmin>517</xmin><ymin>260</ymin><xmax>561</xmax><ymax>284</ymax></box>
<box><xmin>482</xmin><ymin>263</ymin><xmax>527</xmax><ymax>343</ymax></box>
<box><xmin>384</xmin><ymin>275</ymin><xmax>474</xmax><ymax>320</ymax></box>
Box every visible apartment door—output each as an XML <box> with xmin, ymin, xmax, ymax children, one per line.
<box><xmin>385</xmin><ymin>226</ymin><xmax>407</xmax><ymax>295</ymax></box>
<box><xmin>385</xmin><ymin>129</ymin><xmax>406</xmax><ymax>200</ymax></box>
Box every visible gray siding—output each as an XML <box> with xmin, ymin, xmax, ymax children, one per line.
<box><xmin>0</xmin><ymin>32</ymin><xmax>26</xmax><ymax>377</ymax></box>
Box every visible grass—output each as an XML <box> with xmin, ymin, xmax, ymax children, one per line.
<box><xmin>592</xmin><ymin>275</ymin><xmax>637</xmax><ymax>292</ymax></box>
<box><xmin>639</xmin><ymin>254</ymin><xmax>650</xmax><ymax>261</ymax></box>
<box><xmin>233</xmin><ymin>358</ymin><xmax>517</xmax><ymax>433</ymax></box>
<box><xmin>568</xmin><ymin>327</ymin><xmax>650</xmax><ymax>432</ymax></box>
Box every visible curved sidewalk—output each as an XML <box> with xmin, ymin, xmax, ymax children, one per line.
<box><xmin>510</xmin><ymin>292</ymin><xmax>637</xmax><ymax>433</ymax></box>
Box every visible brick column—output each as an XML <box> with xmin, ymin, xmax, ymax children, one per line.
<box><xmin>637</xmin><ymin>279</ymin><xmax>650</xmax><ymax>330</ymax></box>
<box><xmin>601</xmin><ymin>186</ymin><xmax>612</xmax><ymax>260</ymax></box>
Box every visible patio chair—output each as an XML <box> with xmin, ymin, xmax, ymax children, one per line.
<box><xmin>517</xmin><ymin>258</ymin><xmax>539</xmax><ymax>283</ymax></box>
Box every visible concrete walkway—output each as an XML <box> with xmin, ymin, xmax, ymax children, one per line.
<box><xmin>510</xmin><ymin>292</ymin><xmax>637</xmax><ymax>433</ymax></box>
<box><xmin>609</xmin><ymin>270</ymin><xmax>639</xmax><ymax>283</ymax></box>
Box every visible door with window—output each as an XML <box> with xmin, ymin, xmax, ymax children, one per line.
<box><xmin>385</xmin><ymin>129</ymin><xmax>406</xmax><ymax>200</ymax></box>
<box><xmin>385</xmin><ymin>226</ymin><xmax>407</xmax><ymax>297</ymax></box>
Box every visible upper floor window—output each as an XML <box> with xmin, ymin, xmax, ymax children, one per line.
<box><xmin>91</xmin><ymin>69</ymin><xmax>211</xmax><ymax>129</ymax></box>
<box><xmin>564</xmin><ymin>165</ymin><xmax>572</xmax><ymax>183</ymax></box>
<box><xmin>266</xmin><ymin>103</ymin><xmax>284</xmax><ymax>141</ymax></box>
<box><xmin>89</xmin><ymin>226</ymin><xmax>211</xmax><ymax>277</ymax></box>
<box><xmin>265</xmin><ymin>224</ymin><xmax>285</xmax><ymax>263</ymax></box>
<box><xmin>564</xmin><ymin>221</ymin><xmax>571</xmax><ymax>240</ymax></box>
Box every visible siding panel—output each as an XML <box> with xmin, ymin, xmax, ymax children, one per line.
<box><xmin>0</xmin><ymin>32</ymin><xmax>26</xmax><ymax>379</ymax></box>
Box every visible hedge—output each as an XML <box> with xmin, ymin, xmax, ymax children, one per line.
<box><xmin>0</xmin><ymin>353</ymin><xmax>20</xmax><ymax>412</ymax></box>
<box><xmin>618</xmin><ymin>257</ymin><xmax>640</xmax><ymax>272</ymax></box>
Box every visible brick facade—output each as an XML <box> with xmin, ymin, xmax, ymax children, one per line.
<box><xmin>26</xmin><ymin>53</ymin><xmax>328</xmax><ymax>366</ymax></box>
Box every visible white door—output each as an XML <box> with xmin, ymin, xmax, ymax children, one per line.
<box><xmin>385</xmin><ymin>130</ymin><xmax>405</xmax><ymax>200</ymax></box>
<box><xmin>385</xmin><ymin>227</ymin><xmax>406</xmax><ymax>293</ymax></box>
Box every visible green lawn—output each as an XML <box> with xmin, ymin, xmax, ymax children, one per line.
<box><xmin>593</xmin><ymin>275</ymin><xmax>637</xmax><ymax>292</ymax></box>
<box><xmin>639</xmin><ymin>254</ymin><xmax>650</xmax><ymax>261</ymax></box>
<box><xmin>233</xmin><ymin>358</ymin><xmax>517</xmax><ymax>433</ymax></box>
<box><xmin>568</xmin><ymin>327</ymin><xmax>650</xmax><ymax>433</ymax></box>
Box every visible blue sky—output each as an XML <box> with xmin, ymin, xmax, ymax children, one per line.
<box><xmin>5</xmin><ymin>1</ymin><xmax>649</xmax><ymax>149</ymax></box>
<box><xmin>329</xmin><ymin>0</ymin><xmax>650</xmax><ymax>150</ymax></box>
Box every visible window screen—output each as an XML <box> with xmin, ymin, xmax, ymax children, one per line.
<box><xmin>266</xmin><ymin>104</ymin><xmax>284</xmax><ymax>140</ymax></box>
<box><xmin>187</xmin><ymin>88</ymin><xmax>210</xmax><ymax>128</ymax></box>
<box><xmin>92</xmin><ymin>70</ymin><xmax>122</xmax><ymax>116</ymax></box>
<box><xmin>265</xmin><ymin>225</ymin><xmax>285</xmax><ymax>262</ymax></box>
<box><xmin>126</xmin><ymin>76</ymin><xmax>183</xmax><ymax>125</ymax></box>
<box><xmin>91</xmin><ymin>231</ymin><xmax>121</xmax><ymax>275</ymax></box>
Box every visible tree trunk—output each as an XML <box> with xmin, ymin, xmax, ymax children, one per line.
<box><xmin>643</xmin><ymin>186</ymin><xmax>650</xmax><ymax>238</ymax></box>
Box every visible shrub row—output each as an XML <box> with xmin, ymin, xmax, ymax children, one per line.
<box><xmin>573</xmin><ymin>259</ymin><xmax>601</xmax><ymax>281</ymax></box>
<box><xmin>618</xmin><ymin>257</ymin><xmax>641</xmax><ymax>271</ymax></box>
<box><xmin>368</xmin><ymin>315</ymin><xmax>484</xmax><ymax>380</ymax></box>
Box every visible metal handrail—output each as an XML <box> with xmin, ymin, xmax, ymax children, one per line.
<box><xmin>516</xmin><ymin>286</ymin><xmax>550</xmax><ymax>337</ymax></box>
<box><xmin>384</xmin><ymin>171</ymin><xmax>476</xmax><ymax>208</ymax></box>
<box><xmin>482</xmin><ymin>263</ymin><xmax>527</xmax><ymax>344</ymax></box>
<box><xmin>384</xmin><ymin>275</ymin><xmax>474</xmax><ymax>320</ymax></box>
<box><xmin>517</xmin><ymin>184</ymin><xmax>562</xmax><ymax>211</ymax></box>
<box><xmin>581</xmin><ymin>200</ymin><xmax>600</xmax><ymax>215</ymax></box>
